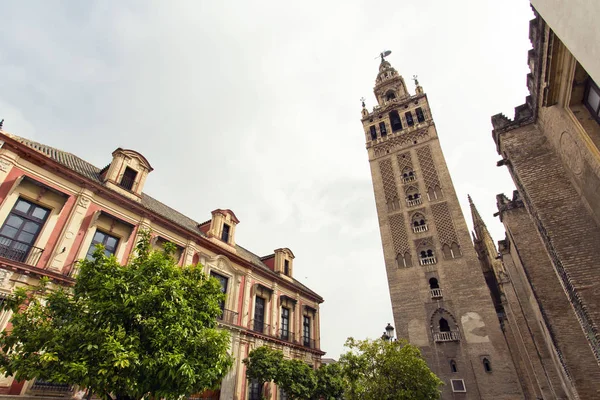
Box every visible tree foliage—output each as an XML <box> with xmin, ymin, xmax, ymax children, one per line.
<box><xmin>0</xmin><ymin>230</ymin><xmax>233</xmax><ymax>400</ymax></box>
<box><xmin>340</xmin><ymin>338</ymin><xmax>443</xmax><ymax>400</ymax></box>
<box><xmin>244</xmin><ymin>338</ymin><xmax>441</xmax><ymax>400</ymax></box>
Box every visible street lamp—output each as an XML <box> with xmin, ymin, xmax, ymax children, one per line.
<box><xmin>382</xmin><ymin>323</ymin><xmax>395</xmax><ymax>342</ymax></box>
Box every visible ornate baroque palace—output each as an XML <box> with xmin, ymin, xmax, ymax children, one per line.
<box><xmin>0</xmin><ymin>129</ymin><xmax>324</xmax><ymax>400</ymax></box>
<box><xmin>360</xmin><ymin>56</ymin><xmax>524</xmax><ymax>399</ymax></box>
<box><xmin>473</xmin><ymin>1</ymin><xmax>600</xmax><ymax>399</ymax></box>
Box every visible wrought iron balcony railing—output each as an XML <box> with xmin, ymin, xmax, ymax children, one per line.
<box><xmin>0</xmin><ymin>236</ymin><xmax>44</xmax><ymax>267</ymax></box>
<box><xmin>302</xmin><ymin>336</ymin><xmax>316</xmax><ymax>349</ymax></box>
<box><xmin>251</xmin><ymin>319</ymin><xmax>271</xmax><ymax>335</ymax></box>
<box><xmin>279</xmin><ymin>329</ymin><xmax>295</xmax><ymax>342</ymax></box>
<box><xmin>433</xmin><ymin>331</ymin><xmax>460</xmax><ymax>342</ymax></box>
<box><xmin>217</xmin><ymin>309</ymin><xmax>239</xmax><ymax>325</ymax></box>
<box><xmin>30</xmin><ymin>379</ymin><xmax>73</xmax><ymax>393</ymax></box>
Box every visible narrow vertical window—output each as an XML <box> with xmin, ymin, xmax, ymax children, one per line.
<box><xmin>483</xmin><ymin>358</ymin><xmax>492</xmax><ymax>372</ymax></box>
<box><xmin>369</xmin><ymin>125</ymin><xmax>377</xmax><ymax>140</ymax></box>
<box><xmin>416</xmin><ymin>107</ymin><xmax>425</xmax><ymax>122</ymax></box>
<box><xmin>450</xmin><ymin>360</ymin><xmax>458</xmax><ymax>373</ymax></box>
<box><xmin>585</xmin><ymin>79</ymin><xmax>600</xmax><ymax>122</ymax></box>
<box><xmin>249</xmin><ymin>379</ymin><xmax>262</xmax><ymax>400</ymax></box>
<box><xmin>284</xmin><ymin>259</ymin><xmax>290</xmax><ymax>275</ymax></box>
<box><xmin>379</xmin><ymin>122</ymin><xmax>387</xmax><ymax>136</ymax></box>
<box><xmin>281</xmin><ymin>307</ymin><xmax>290</xmax><ymax>340</ymax></box>
<box><xmin>221</xmin><ymin>223</ymin><xmax>230</xmax><ymax>242</ymax></box>
<box><xmin>405</xmin><ymin>111</ymin><xmax>414</xmax><ymax>126</ymax></box>
<box><xmin>303</xmin><ymin>316</ymin><xmax>312</xmax><ymax>347</ymax></box>
<box><xmin>253</xmin><ymin>296</ymin><xmax>265</xmax><ymax>333</ymax></box>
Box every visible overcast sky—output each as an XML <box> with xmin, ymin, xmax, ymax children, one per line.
<box><xmin>0</xmin><ymin>0</ymin><xmax>533</xmax><ymax>359</ymax></box>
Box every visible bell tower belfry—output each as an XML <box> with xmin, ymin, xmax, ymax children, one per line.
<box><xmin>361</xmin><ymin>53</ymin><xmax>524</xmax><ymax>400</ymax></box>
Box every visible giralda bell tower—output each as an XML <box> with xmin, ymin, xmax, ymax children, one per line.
<box><xmin>361</xmin><ymin>54</ymin><xmax>524</xmax><ymax>399</ymax></box>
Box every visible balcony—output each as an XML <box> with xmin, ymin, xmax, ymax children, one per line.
<box><xmin>419</xmin><ymin>256</ymin><xmax>437</xmax><ymax>266</ymax></box>
<box><xmin>402</xmin><ymin>175</ymin><xmax>416</xmax><ymax>183</ymax></box>
<box><xmin>30</xmin><ymin>379</ymin><xmax>73</xmax><ymax>393</ymax></box>
<box><xmin>279</xmin><ymin>329</ymin><xmax>295</xmax><ymax>342</ymax></box>
<box><xmin>217</xmin><ymin>309</ymin><xmax>239</xmax><ymax>325</ymax></box>
<box><xmin>0</xmin><ymin>236</ymin><xmax>44</xmax><ymax>267</ymax></box>
<box><xmin>250</xmin><ymin>319</ymin><xmax>271</xmax><ymax>335</ymax></box>
<box><xmin>433</xmin><ymin>331</ymin><xmax>460</xmax><ymax>342</ymax></box>
<box><xmin>430</xmin><ymin>288</ymin><xmax>443</xmax><ymax>299</ymax></box>
<box><xmin>406</xmin><ymin>198</ymin><xmax>422</xmax><ymax>207</ymax></box>
<box><xmin>302</xmin><ymin>336</ymin><xmax>316</xmax><ymax>349</ymax></box>
<box><xmin>413</xmin><ymin>224</ymin><xmax>428</xmax><ymax>233</ymax></box>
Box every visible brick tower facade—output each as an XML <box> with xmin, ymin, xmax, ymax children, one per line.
<box><xmin>360</xmin><ymin>56</ymin><xmax>523</xmax><ymax>399</ymax></box>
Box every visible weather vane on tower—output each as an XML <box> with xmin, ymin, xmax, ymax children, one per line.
<box><xmin>379</xmin><ymin>50</ymin><xmax>392</xmax><ymax>62</ymax></box>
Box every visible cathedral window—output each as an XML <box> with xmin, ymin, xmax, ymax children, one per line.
<box><xmin>482</xmin><ymin>358</ymin><xmax>492</xmax><ymax>372</ymax></box>
<box><xmin>369</xmin><ymin>125</ymin><xmax>377</xmax><ymax>140</ymax></box>
<box><xmin>405</xmin><ymin>111</ymin><xmax>414</xmax><ymax>126</ymax></box>
<box><xmin>379</xmin><ymin>122</ymin><xmax>387</xmax><ymax>136</ymax></box>
<box><xmin>416</xmin><ymin>107</ymin><xmax>425</xmax><ymax>122</ymax></box>
<box><xmin>385</xmin><ymin>90</ymin><xmax>396</xmax><ymax>101</ymax></box>
<box><xmin>402</xmin><ymin>168</ymin><xmax>416</xmax><ymax>183</ymax></box>
<box><xmin>419</xmin><ymin>249</ymin><xmax>436</xmax><ymax>265</ymax></box>
<box><xmin>389</xmin><ymin>111</ymin><xmax>403</xmax><ymax>131</ymax></box>
<box><xmin>411</xmin><ymin>212</ymin><xmax>427</xmax><ymax>233</ymax></box>
<box><xmin>429</xmin><ymin>277</ymin><xmax>442</xmax><ymax>299</ymax></box>
<box><xmin>450</xmin><ymin>360</ymin><xmax>458</xmax><ymax>373</ymax></box>
<box><xmin>405</xmin><ymin>187</ymin><xmax>422</xmax><ymax>207</ymax></box>
<box><xmin>439</xmin><ymin>318</ymin><xmax>450</xmax><ymax>332</ymax></box>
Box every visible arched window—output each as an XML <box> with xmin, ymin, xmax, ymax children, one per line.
<box><xmin>429</xmin><ymin>278</ymin><xmax>439</xmax><ymax>289</ymax></box>
<box><xmin>450</xmin><ymin>360</ymin><xmax>458</xmax><ymax>373</ymax></box>
<box><xmin>483</xmin><ymin>358</ymin><xmax>492</xmax><ymax>372</ymax></box>
<box><xmin>386</xmin><ymin>90</ymin><xmax>396</xmax><ymax>101</ymax></box>
<box><xmin>420</xmin><ymin>251</ymin><xmax>427</xmax><ymax>258</ymax></box>
<box><xmin>389</xmin><ymin>110</ymin><xmax>403</xmax><ymax>131</ymax></box>
<box><xmin>427</xmin><ymin>249</ymin><xmax>433</xmax><ymax>257</ymax></box>
<box><xmin>439</xmin><ymin>318</ymin><xmax>450</xmax><ymax>332</ymax></box>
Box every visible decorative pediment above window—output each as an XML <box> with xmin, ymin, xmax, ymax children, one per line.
<box><xmin>208</xmin><ymin>209</ymin><xmax>239</xmax><ymax>247</ymax></box>
<box><xmin>280</xmin><ymin>295</ymin><xmax>297</xmax><ymax>309</ymax></box>
<box><xmin>304</xmin><ymin>305</ymin><xmax>317</xmax><ymax>314</ymax></box>
<box><xmin>255</xmin><ymin>283</ymin><xmax>273</xmax><ymax>298</ymax></box>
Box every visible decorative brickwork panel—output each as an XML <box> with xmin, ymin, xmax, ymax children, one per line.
<box><xmin>431</xmin><ymin>202</ymin><xmax>459</xmax><ymax>246</ymax></box>
<box><xmin>396</xmin><ymin>152</ymin><xmax>414</xmax><ymax>174</ymax></box>
<box><xmin>416</xmin><ymin>145</ymin><xmax>441</xmax><ymax>190</ymax></box>
<box><xmin>389</xmin><ymin>214</ymin><xmax>409</xmax><ymax>255</ymax></box>
<box><xmin>378</xmin><ymin>158</ymin><xmax>398</xmax><ymax>202</ymax></box>
<box><xmin>373</xmin><ymin>129</ymin><xmax>430</xmax><ymax>157</ymax></box>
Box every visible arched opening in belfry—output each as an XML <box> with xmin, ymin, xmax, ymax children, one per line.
<box><xmin>389</xmin><ymin>110</ymin><xmax>403</xmax><ymax>131</ymax></box>
<box><xmin>385</xmin><ymin>90</ymin><xmax>396</xmax><ymax>101</ymax></box>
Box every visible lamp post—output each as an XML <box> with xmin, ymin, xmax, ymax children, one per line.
<box><xmin>381</xmin><ymin>323</ymin><xmax>395</xmax><ymax>342</ymax></box>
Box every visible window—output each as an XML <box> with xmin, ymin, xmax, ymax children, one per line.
<box><xmin>303</xmin><ymin>316</ymin><xmax>311</xmax><ymax>347</ymax></box>
<box><xmin>210</xmin><ymin>272</ymin><xmax>228</xmax><ymax>315</ymax></box>
<box><xmin>0</xmin><ymin>198</ymin><xmax>49</xmax><ymax>263</ymax></box>
<box><xmin>248</xmin><ymin>379</ymin><xmax>262</xmax><ymax>400</ymax></box>
<box><xmin>483</xmin><ymin>358</ymin><xmax>492</xmax><ymax>372</ymax></box>
<box><xmin>221</xmin><ymin>224</ymin><xmax>230</xmax><ymax>243</ymax></box>
<box><xmin>281</xmin><ymin>307</ymin><xmax>290</xmax><ymax>340</ymax></box>
<box><xmin>379</xmin><ymin>122</ymin><xmax>387</xmax><ymax>136</ymax></box>
<box><xmin>439</xmin><ymin>318</ymin><xmax>450</xmax><ymax>332</ymax></box>
<box><xmin>429</xmin><ymin>278</ymin><xmax>439</xmax><ymax>289</ymax></box>
<box><xmin>284</xmin><ymin>259</ymin><xmax>289</xmax><ymax>276</ymax></box>
<box><xmin>405</xmin><ymin>111</ymin><xmax>414</xmax><ymax>126</ymax></box>
<box><xmin>451</xmin><ymin>379</ymin><xmax>466</xmax><ymax>393</ymax></box>
<box><xmin>389</xmin><ymin>111</ymin><xmax>403</xmax><ymax>131</ymax></box>
<box><xmin>450</xmin><ymin>360</ymin><xmax>458</xmax><ymax>373</ymax></box>
<box><xmin>416</xmin><ymin>107</ymin><xmax>425</xmax><ymax>122</ymax></box>
<box><xmin>119</xmin><ymin>167</ymin><xmax>137</xmax><ymax>191</ymax></box>
<box><xmin>385</xmin><ymin>90</ymin><xmax>396</xmax><ymax>101</ymax></box>
<box><xmin>369</xmin><ymin>125</ymin><xmax>377</xmax><ymax>140</ymax></box>
<box><xmin>585</xmin><ymin>79</ymin><xmax>600</xmax><ymax>122</ymax></box>
<box><xmin>253</xmin><ymin>296</ymin><xmax>265</xmax><ymax>333</ymax></box>
<box><xmin>85</xmin><ymin>230</ymin><xmax>119</xmax><ymax>260</ymax></box>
